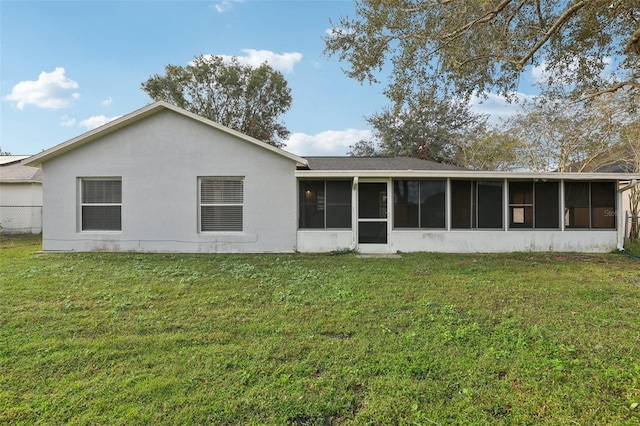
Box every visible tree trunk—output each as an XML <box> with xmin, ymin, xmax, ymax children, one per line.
<box><xmin>629</xmin><ymin>186</ymin><xmax>640</xmax><ymax>241</ymax></box>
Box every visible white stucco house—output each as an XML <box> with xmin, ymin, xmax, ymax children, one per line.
<box><xmin>23</xmin><ymin>101</ymin><xmax>640</xmax><ymax>253</ymax></box>
<box><xmin>0</xmin><ymin>156</ymin><xmax>42</xmax><ymax>234</ymax></box>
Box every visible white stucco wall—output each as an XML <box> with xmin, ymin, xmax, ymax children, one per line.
<box><xmin>389</xmin><ymin>230</ymin><xmax>618</xmax><ymax>253</ymax></box>
<box><xmin>0</xmin><ymin>183</ymin><xmax>43</xmax><ymax>233</ymax></box>
<box><xmin>296</xmin><ymin>230</ymin><xmax>354</xmax><ymax>252</ymax></box>
<box><xmin>41</xmin><ymin>109</ymin><xmax>298</xmax><ymax>252</ymax></box>
<box><xmin>296</xmin><ymin>229</ymin><xmax>618</xmax><ymax>253</ymax></box>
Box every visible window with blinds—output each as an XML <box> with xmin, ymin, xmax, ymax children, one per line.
<box><xmin>200</xmin><ymin>177</ymin><xmax>244</xmax><ymax>232</ymax></box>
<box><xmin>80</xmin><ymin>178</ymin><xmax>122</xmax><ymax>231</ymax></box>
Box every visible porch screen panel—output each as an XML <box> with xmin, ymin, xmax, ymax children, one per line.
<box><xmin>451</xmin><ymin>180</ymin><xmax>472</xmax><ymax>229</ymax></box>
<box><xmin>509</xmin><ymin>181</ymin><xmax>533</xmax><ymax>228</ymax></box>
<box><xmin>393</xmin><ymin>180</ymin><xmax>419</xmax><ymax>228</ymax></box>
<box><xmin>299</xmin><ymin>181</ymin><xmax>325</xmax><ymax>228</ymax></box>
<box><xmin>81</xmin><ymin>179</ymin><xmax>122</xmax><ymax>231</ymax></box>
<box><xmin>325</xmin><ymin>180</ymin><xmax>352</xmax><ymax>228</ymax></box>
<box><xmin>358</xmin><ymin>222</ymin><xmax>387</xmax><ymax>244</ymax></box>
<box><xmin>534</xmin><ymin>182</ymin><xmax>559</xmax><ymax>229</ymax></box>
<box><xmin>358</xmin><ymin>183</ymin><xmax>387</xmax><ymax>219</ymax></box>
<box><xmin>299</xmin><ymin>180</ymin><xmax>352</xmax><ymax>229</ymax></box>
<box><xmin>200</xmin><ymin>178</ymin><xmax>243</xmax><ymax>232</ymax></box>
<box><xmin>565</xmin><ymin>182</ymin><xmax>590</xmax><ymax>228</ymax></box>
<box><xmin>477</xmin><ymin>181</ymin><xmax>503</xmax><ymax>229</ymax></box>
<box><xmin>420</xmin><ymin>180</ymin><xmax>446</xmax><ymax>228</ymax></box>
<box><xmin>591</xmin><ymin>182</ymin><xmax>615</xmax><ymax>229</ymax></box>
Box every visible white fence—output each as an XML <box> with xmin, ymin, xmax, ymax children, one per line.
<box><xmin>0</xmin><ymin>206</ymin><xmax>42</xmax><ymax>234</ymax></box>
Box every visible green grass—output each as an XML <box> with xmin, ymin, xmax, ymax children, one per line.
<box><xmin>1</xmin><ymin>235</ymin><xmax>639</xmax><ymax>425</ymax></box>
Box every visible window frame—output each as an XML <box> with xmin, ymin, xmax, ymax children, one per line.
<box><xmin>299</xmin><ymin>180</ymin><xmax>352</xmax><ymax>229</ymax></box>
<box><xmin>564</xmin><ymin>181</ymin><xmax>616</xmax><ymax>230</ymax></box>
<box><xmin>508</xmin><ymin>181</ymin><xmax>560</xmax><ymax>230</ymax></box>
<box><xmin>79</xmin><ymin>177</ymin><xmax>122</xmax><ymax>232</ymax></box>
<box><xmin>393</xmin><ymin>179</ymin><xmax>446</xmax><ymax>229</ymax></box>
<box><xmin>199</xmin><ymin>176</ymin><xmax>244</xmax><ymax>233</ymax></box>
<box><xmin>451</xmin><ymin>180</ymin><xmax>504</xmax><ymax>229</ymax></box>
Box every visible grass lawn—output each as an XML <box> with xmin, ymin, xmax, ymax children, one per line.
<box><xmin>1</xmin><ymin>235</ymin><xmax>639</xmax><ymax>425</ymax></box>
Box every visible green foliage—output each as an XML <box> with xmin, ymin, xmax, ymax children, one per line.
<box><xmin>141</xmin><ymin>55</ymin><xmax>292</xmax><ymax>147</ymax></box>
<box><xmin>348</xmin><ymin>90</ymin><xmax>492</xmax><ymax>167</ymax></box>
<box><xmin>325</xmin><ymin>0</ymin><xmax>640</xmax><ymax>106</ymax></box>
<box><xmin>2</xmin><ymin>235</ymin><xmax>640</xmax><ymax>424</ymax></box>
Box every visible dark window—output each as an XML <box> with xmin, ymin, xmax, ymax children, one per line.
<box><xmin>564</xmin><ymin>182</ymin><xmax>615</xmax><ymax>229</ymax></box>
<box><xmin>565</xmin><ymin>182</ymin><xmax>590</xmax><ymax>228</ymax></box>
<box><xmin>451</xmin><ymin>180</ymin><xmax>503</xmax><ymax>229</ymax></box>
<box><xmin>299</xmin><ymin>181</ymin><xmax>325</xmax><ymax>228</ymax></box>
<box><xmin>326</xmin><ymin>181</ymin><xmax>352</xmax><ymax>228</ymax></box>
<box><xmin>393</xmin><ymin>180</ymin><xmax>419</xmax><ymax>228</ymax></box>
<box><xmin>200</xmin><ymin>178</ymin><xmax>244</xmax><ymax>232</ymax></box>
<box><xmin>509</xmin><ymin>181</ymin><xmax>533</xmax><ymax>228</ymax></box>
<box><xmin>394</xmin><ymin>180</ymin><xmax>445</xmax><ymax>229</ymax></box>
<box><xmin>509</xmin><ymin>181</ymin><xmax>559</xmax><ymax>229</ymax></box>
<box><xmin>358</xmin><ymin>221</ymin><xmax>387</xmax><ymax>244</ymax></box>
<box><xmin>477</xmin><ymin>181</ymin><xmax>503</xmax><ymax>228</ymax></box>
<box><xmin>358</xmin><ymin>182</ymin><xmax>387</xmax><ymax>219</ymax></box>
<box><xmin>591</xmin><ymin>182</ymin><xmax>615</xmax><ymax>229</ymax></box>
<box><xmin>299</xmin><ymin>180</ymin><xmax>352</xmax><ymax>229</ymax></box>
<box><xmin>535</xmin><ymin>182</ymin><xmax>559</xmax><ymax>228</ymax></box>
<box><xmin>81</xmin><ymin>179</ymin><xmax>122</xmax><ymax>231</ymax></box>
<box><xmin>451</xmin><ymin>180</ymin><xmax>472</xmax><ymax>228</ymax></box>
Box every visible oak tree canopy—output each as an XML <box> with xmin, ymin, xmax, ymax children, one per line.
<box><xmin>325</xmin><ymin>0</ymin><xmax>640</xmax><ymax>105</ymax></box>
<box><xmin>142</xmin><ymin>55</ymin><xmax>292</xmax><ymax>147</ymax></box>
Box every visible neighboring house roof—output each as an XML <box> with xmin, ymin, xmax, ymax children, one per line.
<box><xmin>302</xmin><ymin>156</ymin><xmax>466</xmax><ymax>171</ymax></box>
<box><xmin>22</xmin><ymin>101</ymin><xmax>308</xmax><ymax>168</ymax></box>
<box><xmin>0</xmin><ymin>157</ymin><xmax>42</xmax><ymax>183</ymax></box>
<box><xmin>0</xmin><ymin>155</ymin><xmax>30</xmax><ymax>166</ymax></box>
<box><xmin>590</xmin><ymin>161</ymin><xmax>636</xmax><ymax>174</ymax></box>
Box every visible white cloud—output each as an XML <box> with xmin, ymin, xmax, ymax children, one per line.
<box><xmin>284</xmin><ymin>129</ymin><xmax>372</xmax><ymax>157</ymax></box>
<box><xmin>4</xmin><ymin>67</ymin><xmax>80</xmax><ymax>110</ymax></box>
<box><xmin>213</xmin><ymin>0</ymin><xmax>243</xmax><ymax>13</ymax></box>
<box><xmin>78</xmin><ymin>115</ymin><xmax>122</xmax><ymax>130</ymax></box>
<box><xmin>212</xmin><ymin>49</ymin><xmax>303</xmax><ymax>73</ymax></box>
<box><xmin>531</xmin><ymin>56</ymin><xmax>613</xmax><ymax>85</ymax></box>
<box><xmin>101</xmin><ymin>96</ymin><xmax>113</xmax><ymax>107</ymax></box>
<box><xmin>59</xmin><ymin>115</ymin><xmax>76</xmax><ymax>127</ymax></box>
<box><xmin>325</xmin><ymin>27</ymin><xmax>353</xmax><ymax>38</ymax></box>
<box><xmin>468</xmin><ymin>92</ymin><xmax>532</xmax><ymax>124</ymax></box>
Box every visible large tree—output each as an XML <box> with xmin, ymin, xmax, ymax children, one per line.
<box><xmin>325</xmin><ymin>0</ymin><xmax>640</xmax><ymax>106</ymax></box>
<box><xmin>141</xmin><ymin>55</ymin><xmax>292</xmax><ymax>147</ymax></box>
<box><xmin>504</xmin><ymin>91</ymin><xmax>637</xmax><ymax>172</ymax></box>
<box><xmin>348</xmin><ymin>91</ymin><xmax>517</xmax><ymax>170</ymax></box>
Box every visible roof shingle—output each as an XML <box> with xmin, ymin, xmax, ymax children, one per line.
<box><xmin>301</xmin><ymin>156</ymin><xmax>466</xmax><ymax>171</ymax></box>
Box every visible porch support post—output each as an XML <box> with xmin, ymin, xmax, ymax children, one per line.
<box><xmin>351</xmin><ymin>177</ymin><xmax>358</xmax><ymax>250</ymax></box>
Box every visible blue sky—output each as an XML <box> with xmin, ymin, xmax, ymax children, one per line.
<box><xmin>1</xmin><ymin>0</ymin><xmax>534</xmax><ymax>157</ymax></box>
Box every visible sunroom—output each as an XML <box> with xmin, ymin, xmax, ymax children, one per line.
<box><xmin>295</xmin><ymin>157</ymin><xmax>631</xmax><ymax>253</ymax></box>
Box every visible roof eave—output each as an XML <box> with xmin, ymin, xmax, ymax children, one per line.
<box><xmin>295</xmin><ymin>169</ymin><xmax>640</xmax><ymax>180</ymax></box>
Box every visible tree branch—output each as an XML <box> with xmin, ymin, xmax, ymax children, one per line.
<box><xmin>574</xmin><ymin>80</ymin><xmax>640</xmax><ymax>103</ymax></box>
<box><xmin>440</xmin><ymin>0</ymin><xmax>514</xmax><ymax>41</ymax></box>
<box><xmin>504</xmin><ymin>0</ymin><xmax>528</xmax><ymax>36</ymax></box>
<box><xmin>626</xmin><ymin>27</ymin><xmax>640</xmax><ymax>55</ymax></box>
<box><xmin>514</xmin><ymin>1</ymin><xmax>587</xmax><ymax>69</ymax></box>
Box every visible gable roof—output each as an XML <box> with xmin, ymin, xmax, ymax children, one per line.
<box><xmin>23</xmin><ymin>101</ymin><xmax>308</xmax><ymax>168</ymax></box>
<box><xmin>301</xmin><ymin>156</ymin><xmax>466</xmax><ymax>171</ymax></box>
